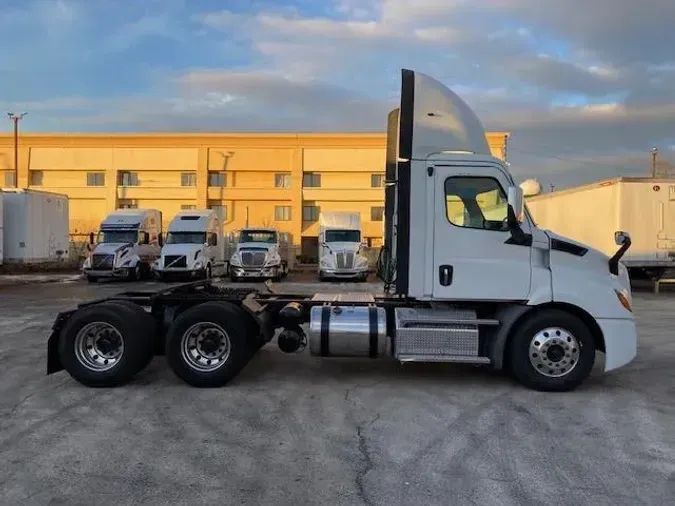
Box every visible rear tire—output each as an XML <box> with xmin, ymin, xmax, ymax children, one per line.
<box><xmin>86</xmin><ymin>275</ymin><xmax>97</xmax><ymax>283</ymax></box>
<box><xmin>105</xmin><ymin>300</ymin><xmax>156</xmax><ymax>373</ymax></box>
<box><xmin>508</xmin><ymin>309</ymin><xmax>596</xmax><ymax>392</ymax></box>
<box><xmin>58</xmin><ymin>302</ymin><xmax>155</xmax><ymax>387</ymax></box>
<box><xmin>165</xmin><ymin>301</ymin><xmax>254</xmax><ymax>387</ymax></box>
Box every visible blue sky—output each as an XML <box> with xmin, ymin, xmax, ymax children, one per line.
<box><xmin>1</xmin><ymin>0</ymin><xmax>674</xmax><ymax>187</ymax></box>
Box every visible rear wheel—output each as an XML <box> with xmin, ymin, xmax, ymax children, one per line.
<box><xmin>165</xmin><ymin>301</ymin><xmax>254</xmax><ymax>387</ymax></box>
<box><xmin>508</xmin><ymin>309</ymin><xmax>596</xmax><ymax>392</ymax></box>
<box><xmin>58</xmin><ymin>302</ymin><xmax>154</xmax><ymax>387</ymax></box>
<box><xmin>105</xmin><ymin>300</ymin><xmax>156</xmax><ymax>372</ymax></box>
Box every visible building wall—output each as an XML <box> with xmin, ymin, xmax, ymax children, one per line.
<box><xmin>0</xmin><ymin>132</ymin><xmax>509</xmax><ymax>248</ymax></box>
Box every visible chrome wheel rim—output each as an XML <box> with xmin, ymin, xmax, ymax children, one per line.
<box><xmin>529</xmin><ymin>327</ymin><xmax>580</xmax><ymax>378</ymax></box>
<box><xmin>180</xmin><ymin>322</ymin><xmax>231</xmax><ymax>372</ymax></box>
<box><xmin>74</xmin><ymin>322</ymin><xmax>124</xmax><ymax>372</ymax></box>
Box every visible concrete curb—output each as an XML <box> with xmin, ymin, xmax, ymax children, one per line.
<box><xmin>0</xmin><ymin>274</ymin><xmax>82</xmax><ymax>288</ymax></box>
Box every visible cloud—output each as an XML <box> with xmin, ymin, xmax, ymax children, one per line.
<box><xmin>1</xmin><ymin>0</ymin><xmax>674</xmax><ymax>189</ymax></box>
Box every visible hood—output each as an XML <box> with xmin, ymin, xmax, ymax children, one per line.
<box><xmin>323</xmin><ymin>241</ymin><xmax>361</xmax><ymax>253</ymax></box>
<box><xmin>162</xmin><ymin>243</ymin><xmax>204</xmax><ymax>257</ymax></box>
<box><xmin>238</xmin><ymin>242</ymin><xmax>273</xmax><ymax>251</ymax></box>
<box><xmin>93</xmin><ymin>243</ymin><xmax>132</xmax><ymax>255</ymax></box>
<box><xmin>544</xmin><ymin>229</ymin><xmax>614</xmax><ymax>271</ymax></box>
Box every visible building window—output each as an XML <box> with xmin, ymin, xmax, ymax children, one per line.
<box><xmin>181</xmin><ymin>204</ymin><xmax>196</xmax><ymax>210</ymax></box>
<box><xmin>371</xmin><ymin>174</ymin><xmax>385</xmax><ymax>188</ymax></box>
<box><xmin>445</xmin><ymin>176</ymin><xmax>508</xmax><ymax>230</ymax></box>
<box><xmin>371</xmin><ymin>206</ymin><xmax>384</xmax><ymax>221</ymax></box>
<box><xmin>208</xmin><ymin>171</ymin><xmax>226</xmax><ymax>187</ymax></box>
<box><xmin>4</xmin><ymin>171</ymin><xmax>16</xmax><ymax>187</ymax></box>
<box><xmin>303</xmin><ymin>204</ymin><xmax>320</xmax><ymax>222</ymax></box>
<box><xmin>118</xmin><ymin>199</ymin><xmax>138</xmax><ymax>209</ymax></box>
<box><xmin>87</xmin><ymin>172</ymin><xmax>105</xmax><ymax>186</ymax></box>
<box><xmin>181</xmin><ymin>172</ymin><xmax>197</xmax><ymax>187</ymax></box>
<box><xmin>275</xmin><ymin>173</ymin><xmax>291</xmax><ymax>187</ymax></box>
<box><xmin>279</xmin><ymin>232</ymin><xmax>291</xmax><ymax>243</ymax></box>
<box><xmin>303</xmin><ymin>173</ymin><xmax>321</xmax><ymax>188</ymax></box>
<box><xmin>118</xmin><ymin>171</ymin><xmax>139</xmax><ymax>186</ymax></box>
<box><xmin>208</xmin><ymin>203</ymin><xmax>227</xmax><ymax>221</ymax></box>
<box><xmin>275</xmin><ymin>206</ymin><xmax>292</xmax><ymax>221</ymax></box>
<box><xmin>30</xmin><ymin>170</ymin><xmax>43</xmax><ymax>186</ymax></box>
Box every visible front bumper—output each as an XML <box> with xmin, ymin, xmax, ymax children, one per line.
<box><xmin>230</xmin><ymin>265</ymin><xmax>279</xmax><ymax>278</ymax></box>
<box><xmin>596</xmin><ymin>317</ymin><xmax>637</xmax><ymax>371</ymax></box>
<box><xmin>83</xmin><ymin>267</ymin><xmax>132</xmax><ymax>278</ymax></box>
<box><xmin>321</xmin><ymin>267</ymin><xmax>368</xmax><ymax>278</ymax></box>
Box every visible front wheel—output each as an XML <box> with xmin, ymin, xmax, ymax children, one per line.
<box><xmin>507</xmin><ymin>309</ymin><xmax>596</xmax><ymax>392</ymax></box>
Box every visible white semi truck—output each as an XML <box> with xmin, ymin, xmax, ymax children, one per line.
<box><xmin>46</xmin><ymin>69</ymin><xmax>637</xmax><ymax>393</ymax></box>
<box><xmin>525</xmin><ymin>177</ymin><xmax>675</xmax><ymax>282</ymax></box>
<box><xmin>228</xmin><ymin>228</ymin><xmax>288</xmax><ymax>281</ymax></box>
<box><xmin>153</xmin><ymin>209</ymin><xmax>226</xmax><ymax>281</ymax></box>
<box><xmin>318</xmin><ymin>212</ymin><xmax>369</xmax><ymax>281</ymax></box>
<box><xmin>82</xmin><ymin>208</ymin><xmax>162</xmax><ymax>282</ymax></box>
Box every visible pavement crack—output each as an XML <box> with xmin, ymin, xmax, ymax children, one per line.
<box><xmin>355</xmin><ymin>424</ymin><xmax>375</xmax><ymax>506</ymax></box>
<box><xmin>344</xmin><ymin>381</ymin><xmax>382</xmax><ymax>401</ymax></box>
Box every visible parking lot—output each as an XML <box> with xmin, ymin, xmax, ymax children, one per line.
<box><xmin>1</xmin><ymin>276</ymin><xmax>674</xmax><ymax>506</ymax></box>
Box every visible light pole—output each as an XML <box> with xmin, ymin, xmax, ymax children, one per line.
<box><xmin>651</xmin><ymin>146</ymin><xmax>659</xmax><ymax>178</ymax></box>
<box><xmin>7</xmin><ymin>112</ymin><xmax>27</xmax><ymax>187</ymax></box>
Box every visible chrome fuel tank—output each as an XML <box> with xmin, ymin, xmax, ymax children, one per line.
<box><xmin>308</xmin><ymin>305</ymin><xmax>388</xmax><ymax>357</ymax></box>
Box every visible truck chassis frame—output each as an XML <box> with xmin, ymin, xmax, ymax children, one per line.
<box><xmin>46</xmin><ymin>279</ymin><xmax>604</xmax><ymax>392</ymax></box>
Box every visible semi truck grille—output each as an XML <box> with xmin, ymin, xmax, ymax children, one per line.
<box><xmin>91</xmin><ymin>254</ymin><xmax>114</xmax><ymax>270</ymax></box>
<box><xmin>336</xmin><ymin>251</ymin><xmax>355</xmax><ymax>269</ymax></box>
<box><xmin>241</xmin><ymin>251</ymin><xmax>266</xmax><ymax>267</ymax></box>
<box><xmin>164</xmin><ymin>255</ymin><xmax>187</xmax><ymax>268</ymax></box>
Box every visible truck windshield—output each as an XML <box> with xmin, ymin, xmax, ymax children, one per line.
<box><xmin>166</xmin><ymin>232</ymin><xmax>206</xmax><ymax>244</ymax></box>
<box><xmin>97</xmin><ymin>230</ymin><xmax>138</xmax><ymax>244</ymax></box>
<box><xmin>240</xmin><ymin>231</ymin><xmax>277</xmax><ymax>243</ymax></box>
<box><xmin>325</xmin><ymin>230</ymin><xmax>361</xmax><ymax>243</ymax></box>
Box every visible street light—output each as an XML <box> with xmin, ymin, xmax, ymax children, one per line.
<box><xmin>651</xmin><ymin>146</ymin><xmax>659</xmax><ymax>178</ymax></box>
<box><xmin>7</xmin><ymin>112</ymin><xmax>27</xmax><ymax>187</ymax></box>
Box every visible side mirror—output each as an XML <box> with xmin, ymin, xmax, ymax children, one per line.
<box><xmin>158</xmin><ymin>233</ymin><xmax>164</xmax><ymax>247</ymax></box>
<box><xmin>140</xmin><ymin>231</ymin><xmax>149</xmax><ymax>245</ymax></box>
<box><xmin>507</xmin><ymin>185</ymin><xmax>524</xmax><ymax>224</ymax></box>
<box><xmin>89</xmin><ymin>232</ymin><xmax>95</xmax><ymax>245</ymax></box>
<box><xmin>615</xmin><ymin>231</ymin><xmax>631</xmax><ymax>246</ymax></box>
<box><xmin>211</xmin><ymin>233</ymin><xmax>218</xmax><ymax>246</ymax></box>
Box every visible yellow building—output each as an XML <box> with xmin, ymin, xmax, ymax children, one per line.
<box><xmin>0</xmin><ymin>132</ymin><xmax>508</xmax><ymax>258</ymax></box>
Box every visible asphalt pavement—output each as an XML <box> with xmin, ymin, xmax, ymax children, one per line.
<box><xmin>0</xmin><ymin>279</ymin><xmax>674</xmax><ymax>505</ymax></box>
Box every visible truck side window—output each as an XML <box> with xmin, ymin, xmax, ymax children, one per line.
<box><xmin>445</xmin><ymin>176</ymin><xmax>509</xmax><ymax>231</ymax></box>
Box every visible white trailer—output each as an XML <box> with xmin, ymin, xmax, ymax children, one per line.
<box><xmin>46</xmin><ymin>69</ymin><xmax>637</xmax><ymax>393</ymax></box>
<box><xmin>1</xmin><ymin>189</ymin><xmax>69</xmax><ymax>264</ymax></box>
<box><xmin>318</xmin><ymin>211</ymin><xmax>369</xmax><ymax>281</ymax></box>
<box><xmin>228</xmin><ymin>228</ymin><xmax>288</xmax><ymax>281</ymax></box>
<box><xmin>82</xmin><ymin>208</ymin><xmax>162</xmax><ymax>282</ymax></box>
<box><xmin>526</xmin><ymin>177</ymin><xmax>675</xmax><ymax>280</ymax></box>
<box><xmin>153</xmin><ymin>209</ymin><xmax>226</xmax><ymax>280</ymax></box>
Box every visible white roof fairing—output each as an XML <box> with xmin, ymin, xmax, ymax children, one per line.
<box><xmin>407</xmin><ymin>71</ymin><xmax>491</xmax><ymax>160</ymax></box>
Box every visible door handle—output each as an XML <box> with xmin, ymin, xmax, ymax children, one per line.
<box><xmin>439</xmin><ymin>265</ymin><xmax>453</xmax><ymax>286</ymax></box>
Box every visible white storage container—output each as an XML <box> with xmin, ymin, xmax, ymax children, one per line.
<box><xmin>2</xmin><ymin>189</ymin><xmax>69</xmax><ymax>264</ymax></box>
<box><xmin>526</xmin><ymin>177</ymin><xmax>675</xmax><ymax>274</ymax></box>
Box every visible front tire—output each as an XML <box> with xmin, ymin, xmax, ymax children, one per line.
<box><xmin>165</xmin><ymin>301</ymin><xmax>254</xmax><ymax>387</ymax></box>
<box><xmin>507</xmin><ymin>309</ymin><xmax>596</xmax><ymax>392</ymax></box>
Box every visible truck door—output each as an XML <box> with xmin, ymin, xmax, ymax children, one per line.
<box><xmin>433</xmin><ymin>164</ymin><xmax>532</xmax><ymax>301</ymax></box>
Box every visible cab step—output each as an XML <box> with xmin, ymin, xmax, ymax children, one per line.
<box><xmin>393</xmin><ymin>307</ymin><xmax>498</xmax><ymax>362</ymax></box>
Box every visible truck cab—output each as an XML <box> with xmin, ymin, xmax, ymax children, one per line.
<box><xmin>318</xmin><ymin>212</ymin><xmax>369</xmax><ymax>281</ymax></box>
<box><xmin>228</xmin><ymin>228</ymin><xmax>287</xmax><ymax>281</ymax></box>
<box><xmin>82</xmin><ymin>208</ymin><xmax>162</xmax><ymax>282</ymax></box>
<box><xmin>153</xmin><ymin>210</ymin><xmax>225</xmax><ymax>280</ymax></box>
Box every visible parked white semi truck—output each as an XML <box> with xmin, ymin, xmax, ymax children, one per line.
<box><xmin>82</xmin><ymin>208</ymin><xmax>162</xmax><ymax>282</ymax></box>
<box><xmin>47</xmin><ymin>69</ymin><xmax>637</xmax><ymax>393</ymax></box>
<box><xmin>318</xmin><ymin>212</ymin><xmax>369</xmax><ymax>281</ymax></box>
<box><xmin>525</xmin><ymin>177</ymin><xmax>675</xmax><ymax>281</ymax></box>
<box><xmin>228</xmin><ymin>228</ymin><xmax>287</xmax><ymax>281</ymax></box>
<box><xmin>153</xmin><ymin>209</ymin><xmax>226</xmax><ymax>281</ymax></box>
